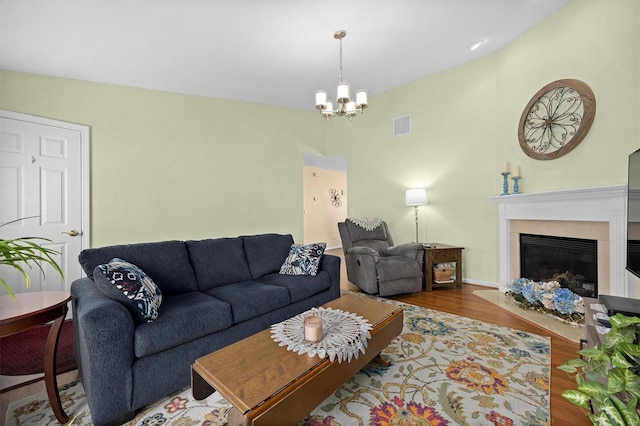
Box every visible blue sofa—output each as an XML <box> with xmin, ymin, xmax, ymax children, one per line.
<box><xmin>70</xmin><ymin>233</ymin><xmax>341</xmax><ymax>426</ymax></box>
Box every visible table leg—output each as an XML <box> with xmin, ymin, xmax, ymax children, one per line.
<box><xmin>455</xmin><ymin>250</ymin><xmax>462</xmax><ymax>289</ymax></box>
<box><xmin>44</xmin><ymin>309</ymin><xmax>69</xmax><ymax>424</ymax></box>
<box><xmin>372</xmin><ymin>353</ymin><xmax>391</xmax><ymax>367</ymax></box>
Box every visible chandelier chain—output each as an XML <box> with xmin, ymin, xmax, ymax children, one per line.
<box><xmin>338</xmin><ymin>37</ymin><xmax>343</xmax><ymax>84</ymax></box>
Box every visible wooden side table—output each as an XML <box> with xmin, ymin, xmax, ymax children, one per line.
<box><xmin>423</xmin><ymin>244</ymin><xmax>464</xmax><ymax>291</ymax></box>
<box><xmin>0</xmin><ymin>291</ymin><xmax>72</xmax><ymax>424</ymax></box>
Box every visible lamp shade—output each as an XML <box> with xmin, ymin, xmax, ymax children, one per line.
<box><xmin>405</xmin><ymin>188</ymin><xmax>428</xmax><ymax>206</ymax></box>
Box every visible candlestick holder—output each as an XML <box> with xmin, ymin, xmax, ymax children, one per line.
<box><xmin>512</xmin><ymin>176</ymin><xmax>521</xmax><ymax>194</ymax></box>
<box><xmin>501</xmin><ymin>172</ymin><xmax>510</xmax><ymax>195</ymax></box>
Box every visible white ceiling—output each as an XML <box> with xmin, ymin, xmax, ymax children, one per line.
<box><xmin>0</xmin><ymin>0</ymin><xmax>573</xmax><ymax>111</ymax></box>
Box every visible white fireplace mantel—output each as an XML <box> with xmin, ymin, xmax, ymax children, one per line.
<box><xmin>490</xmin><ymin>185</ymin><xmax>632</xmax><ymax>297</ymax></box>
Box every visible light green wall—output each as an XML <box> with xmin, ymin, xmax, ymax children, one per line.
<box><xmin>325</xmin><ymin>55</ymin><xmax>499</xmax><ymax>284</ymax></box>
<box><xmin>1</xmin><ymin>0</ymin><xmax>638</xmax><ymax>291</ymax></box>
<box><xmin>496</xmin><ymin>0</ymin><xmax>639</xmax><ymax>192</ymax></box>
<box><xmin>0</xmin><ymin>72</ymin><xmax>324</xmax><ymax>246</ymax></box>
<box><xmin>326</xmin><ymin>0</ymin><xmax>640</xmax><ymax>288</ymax></box>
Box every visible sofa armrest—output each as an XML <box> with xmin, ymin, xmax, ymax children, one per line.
<box><xmin>319</xmin><ymin>253</ymin><xmax>341</xmax><ymax>300</ymax></box>
<box><xmin>71</xmin><ymin>278</ymin><xmax>136</xmax><ymax>425</ymax></box>
<box><xmin>387</xmin><ymin>243</ymin><xmax>424</xmax><ymax>260</ymax></box>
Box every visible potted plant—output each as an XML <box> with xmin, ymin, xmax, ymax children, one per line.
<box><xmin>0</xmin><ymin>217</ymin><xmax>64</xmax><ymax>300</ymax></box>
<box><xmin>558</xmin><ymin>313</ymin><xmax>640</xmax><ymax>425</ymax></box>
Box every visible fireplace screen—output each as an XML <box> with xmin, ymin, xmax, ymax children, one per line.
<box><xmin>520</xmin><ymin>233</ymin><xmax>597</xmax><ymax>298</ymax></box>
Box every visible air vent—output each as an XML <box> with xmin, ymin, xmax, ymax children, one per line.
<box><xmin>393</xmin><ymin>115</ymin><xmax>411</xmax><ymax>137</ymax></box>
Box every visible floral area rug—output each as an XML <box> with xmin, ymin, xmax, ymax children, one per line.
<box><xmin>6</xmin><ymin>293</ymin><xmax>550</xmax><ymax>426</ymax></box>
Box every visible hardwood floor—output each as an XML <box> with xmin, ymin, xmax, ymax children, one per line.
<box><xmin>331</xmin><ymin>248</ymin><xmax>592</xmax><ymax>426</ymax></box>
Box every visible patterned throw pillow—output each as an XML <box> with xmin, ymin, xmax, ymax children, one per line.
<box><xmin>94</xmin><ymin>258</ymin><xmax>162</xmax><ymax>322</ymax></box>
<box><xmin>279</xmin><ymin>243</ymin><xmax>327</xmax><ymax>276</ymax></box>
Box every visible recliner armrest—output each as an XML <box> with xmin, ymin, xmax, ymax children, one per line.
<box><xmin>388</xmin><ymin>243</ymin><xmax>424</xmax><ymax>260</ymax></box>
<box><xmin>346</xmin><ymin>246</ymin><xmax>379</xmax><ymax>261</ymax></box>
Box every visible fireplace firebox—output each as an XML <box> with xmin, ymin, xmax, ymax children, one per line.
<box><xmin>520</xmin><ymin>233</ymin><xmax>598</xmax><ymax>297</ymax></box>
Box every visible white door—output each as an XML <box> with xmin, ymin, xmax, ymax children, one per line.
<box><xmin>0</xmin><ymin>110</ymin><xmax>89</xmax><ymax>295</ymax></box>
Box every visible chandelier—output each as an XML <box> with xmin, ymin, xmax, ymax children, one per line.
<box><xmin>314</xmin><ymin>30</ymin><xmax>368</xmax><ymax>120</ymax></box>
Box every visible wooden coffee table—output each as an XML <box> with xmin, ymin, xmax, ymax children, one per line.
<box><xmin>191</xmin><ymin>294</ymin><xmax>403</xmax><ymax>426</ymax></box>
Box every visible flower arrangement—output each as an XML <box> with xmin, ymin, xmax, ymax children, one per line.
<box><xmin>506</xmin><ymin>277</ymin><xmax>585</xmax><ymax>325</ymax></box>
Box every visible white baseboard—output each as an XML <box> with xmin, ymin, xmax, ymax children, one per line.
<box><xmin>463</xmin><ymin>278</ymin><xmax>498</xmax><ymax>288</ymax></box>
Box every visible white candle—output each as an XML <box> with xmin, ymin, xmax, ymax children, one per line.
<box><xmin>514</xmin><ymin>166</ymin><xmax>520</xmax><ymax>177</ymax></box>
<box><xmin>337</xmin><ymin>83</ymin><xmax>350</xmax><ymax>102</ymax></box>
<box><xmin>503</xmin><ymin>162</ymin><xmax>509</xmax><ymax>173</ymax></box>
<box><xmin>355</xmin><ymin>90</ymin><xmax>368</xmax><ymax>107</ymax></box>
<box><xmin>315</xmin><ymin>90</ymin><xmax>327</xmax><ymax>109</ymax></box>
<box><xmin>304</xmin><ymin>315</ymin><xmax>323</xmax><ymax>343</ymax></box>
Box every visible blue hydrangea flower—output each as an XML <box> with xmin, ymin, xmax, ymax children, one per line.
<box><xmin>510</xmin><ymin>278</ymin><xmax>528</xmax><ymax>294</ymax></box>
<box><xmin>553</xmin><ymin>288</ymin><xmax>578</xmax><ymax>314</ymax></box>
<box><xmin>521</xmin><ymin>282</ymin><xmax>538</xmax><ymax>304</ymax></box>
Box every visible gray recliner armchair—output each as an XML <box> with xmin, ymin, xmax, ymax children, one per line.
<box><xmin>338</xmin><ymin>219</ymin><xmax>424</xmax><ymax>296</ymax></box>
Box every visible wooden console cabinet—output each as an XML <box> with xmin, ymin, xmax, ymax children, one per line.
<box><xmin>423</xmin><ymin>244</ymin><xmax>464</xmax><ymax>291</ymax></box>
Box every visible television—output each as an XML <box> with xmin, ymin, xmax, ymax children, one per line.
<box><xmin>627</xmin><ymin>148</ymin><xmax>640</xmax><ymax>278</ymax></box>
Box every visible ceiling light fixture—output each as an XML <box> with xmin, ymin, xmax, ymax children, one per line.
<box><xmin>315</xmin><ymin>30</ymin><xmax>368</xmax><ymax>121</ymax></box>
<box><xmin>469</xmin><ymin>40</ymin><xmax>484</xmax><ymax>51</ymax></box>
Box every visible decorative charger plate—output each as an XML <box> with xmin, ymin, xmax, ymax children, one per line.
<box><xmin>270</xmin><ymin>307</ymin><xmax>372</xmax><ymax>363</ymax></box>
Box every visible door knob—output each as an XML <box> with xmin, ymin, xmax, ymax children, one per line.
<box><xmin>62</xmin><ymin>230</ymin><xmax>80</xmax><ymax>237</ymax></box>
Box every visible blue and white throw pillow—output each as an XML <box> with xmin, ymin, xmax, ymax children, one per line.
<box><xmin>94</xmin><ymin>258</ymin><xmax>162</xmax><ymax>322</ymax></box>
<box><xmin>279</xmin><ymin>242</ymin><xmax>327</xmax><ymax>276</ymax></box>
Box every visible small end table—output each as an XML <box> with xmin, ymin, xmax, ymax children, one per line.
<box><xmin>0</xmin><ymin>291</ymin><xmax>72</xmax><ymax>424</ymax></box>
<box><xmin>423</xmin><ymin>244</ymin><xmax>464</xmax><ymax>291</ymax></box>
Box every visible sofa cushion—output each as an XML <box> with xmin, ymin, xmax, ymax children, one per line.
<box><xmin>94</xmin><ymin>258</ymin><xmax>163</xmax><ymax>323</ymax></box>
<box><xmin>241</xmin><ymin>234</ymin><xmax>293</xmax><ymax>278</ymax></box>
<box><xmin>205</xmin><ymin>281</ymin><xmax>290</xmax><ymax>323</ymax></box>
<box><xmin>79</xmin><ymin>240</ymin><xmax>198</xmax><ymax>295</ymax></box>
<box><xmin>186</xmin><ymin>238</ymin><xmax>252</xmax><ymax>290</ymax></box>
<box><xmin>134</xmin><ymin>292</ymin><xmax>233</xmax><ymax>358</ymax></box>
<box><xmin>279</xmin><ymin>242</ymin><xmax>326</xmax><ymax>276</ymax></box>
<box><xmin>257</xmin><ymin>270</ymin><xmax>332</xmax><ymax>303</ymax></box>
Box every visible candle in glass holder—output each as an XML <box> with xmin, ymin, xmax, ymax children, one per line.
<box><xmin>304</xmin><ymin>315</ymin><xmax>323</xmax><ymax>343</ymax></box>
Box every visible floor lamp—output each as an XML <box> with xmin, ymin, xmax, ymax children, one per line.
<box><xmin>405</xmin><ymin>188</ymin><xmax>428</xmax><ymax>243</ymax></box>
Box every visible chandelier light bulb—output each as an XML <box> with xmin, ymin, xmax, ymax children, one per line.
<box><xmin>322</xmin><ymin>100</ymin><xmax>336</xmax><ymax>120</ymax></box>
<box><xmin>315</xmin><ymin>90</ymin><xmax>327</xmax><ymax>109</ymax></box>
<box><xmin>355</xmin><ymin>90</ymin><xmax>368</xmax><ymax>109</ymax></box>
<box><xmin>337</xmin><ymin>83</ymin><xmax>350</xmax><ymax>103</ymax></box>
<box><xmin>314</xmin><ymin>30</ymin><xmax>368</xmax><ymax>121</ymax></box>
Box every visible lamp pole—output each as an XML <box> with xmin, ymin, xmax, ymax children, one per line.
<box><xmin>405</xmin><ymin>188</ymin><xmax>428</xmax><ymax>243</ymax></box>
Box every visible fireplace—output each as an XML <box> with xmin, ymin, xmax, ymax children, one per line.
<box><xmin>491</xmin><ymin>185</ymin><xmax>633</xmax><ymax>297</ymax></box>
<box><xmin>520</xmin><ymin>233</ymin><xmax>598</xmax><ymax>297</ymax></box>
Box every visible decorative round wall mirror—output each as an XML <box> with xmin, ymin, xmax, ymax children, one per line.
<box><xmin>518</xmin><ymin>79</ymin><xmax>596</xmax><ymax>160</ymax></box>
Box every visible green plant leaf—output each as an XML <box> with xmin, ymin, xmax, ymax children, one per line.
<box><xmin>577</xmin><ymin>380</ymin><xmax>609</xmax><ymax>398</ymax></box>
<box><xmin>561</xmin><ymin>389</ymin><xmax>592</xmax><ymax>409</ymax></box>
<box><xmin>0</xmin><ymin>234</ymin><xmax>64</xmax><ymax>297</ymax></box>
<box><xmin>0</xmin><ymin>277</ymin><xmax>16</xmax><ymax>300</ymax></box>
<box><xmin>610</xmin><ymin>313</ymin><xmax>640</xmax><ymax>329</ymax></box>
<box><xmin>598</xmin><ymin>398</ymin><xmax>628</xmax><ymax>425</ymax></box>
<box><xmin>558</xmin><ymin>358</ymin><xmax>587</xmax><ymax>373</ymax></box>
<box><xmin>611</xmin><ymin>351</ymin><xmax>633</xmax><ymax>369</ymax></box>
<box><xmin>579</xmin><ymin>346</ymin><xmax>605</xmax><ymax>359</ymax></box>
<box><xmin>610</xmin><ymin>395</ymin><xmax>640</xmax><ymax>426</ymax></box>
